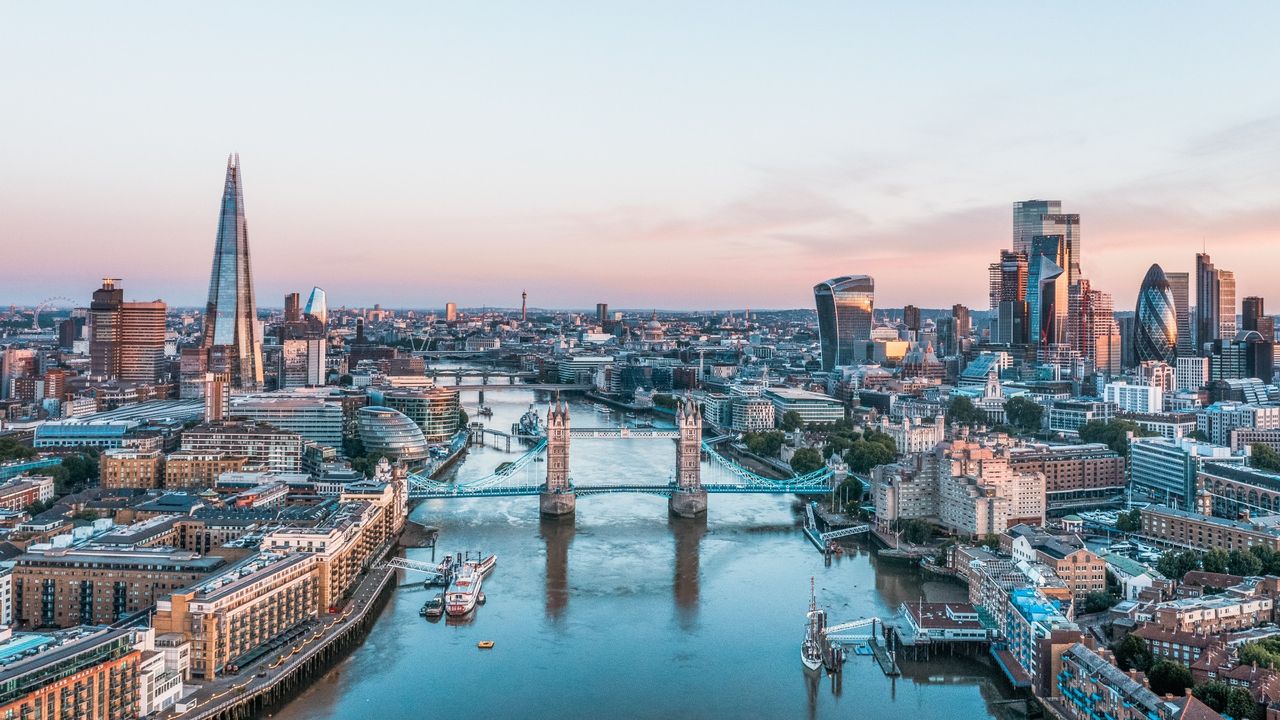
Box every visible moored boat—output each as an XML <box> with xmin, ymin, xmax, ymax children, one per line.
<box><xmin>467</xmin><ymin>553</ymin><xmax>497</xmax><ymax>577</ymax></box>
<box><xmin>422</xmin><ymin>593</ymin><xmax>444</xmax><ymax>619</ymax></box>
<box><xmin>445</xmin><ymin>565</ymin><xmax>483</xmax><ymax>616</ymax></box>
<box><xmin>802</xmin><ymin>577</ymin><xmax>825</xmax><ymax>673</ymax></box>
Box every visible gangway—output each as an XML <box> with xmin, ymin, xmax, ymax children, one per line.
<box><xmin>383</xmin><ymin>557</ymin><xmax>446</xmax><ymax>581</ymax></box>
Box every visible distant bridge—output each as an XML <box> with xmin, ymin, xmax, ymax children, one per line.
<box><xmin>408</xmin><ymin>403</ymin><xmax>834</xmax><ymax>517</ymax></box>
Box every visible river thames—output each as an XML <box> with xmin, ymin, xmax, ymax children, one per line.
<box><xmin>273</xmin><ymin>388</ymin><xmax>1021</xmax><ymax>720</ymax></box>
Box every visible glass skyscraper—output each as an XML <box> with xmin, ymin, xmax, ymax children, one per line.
<box><xmin>1012</xmin><ymin>200</ymin><xmax>1061</xmax><ymax>256</ymax></box>
<box><xmin>1026</xmin><ymin>235</ymin><xmax>1066</xmax><ymax>351</ymax></box>
<box><xmin>1166</xmin><ymin>271</ymin><xmax>1192</xmax><ymax>358</ymax></box>
<box><xmin>304</xmin><ymin>286</ymin><xmax>328</xmax><ymax>328</ymax></box>
<box><xmin>813</xmin><ymin>275</ymin><xmax>874</xmax><ymax>371</ymax></box>
<box><xmin>1135</xmin><ymin>263</ymin><xmax>1178</xmax><ymax>364</ymax></box>
<box><xmin>202</xmin><ymin>154</ymin><xmax>264</xmax><ymax>390</ymax></box>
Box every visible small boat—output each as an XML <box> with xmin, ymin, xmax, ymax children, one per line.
<box><xmin>422</xmin><ymin>594</ymin><xmax>444</xmax><ymax>619</ymax></box>
<box><xmin>477</xmin><ymin>592</ymin><xmax>487</xmax><ymax>605</ymax></box>
<box><xmin>477</xmin><ymin>641</ymin><xmax>495</xmax><ymax>649</ymax></box>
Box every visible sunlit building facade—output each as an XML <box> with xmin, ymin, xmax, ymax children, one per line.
<box><xmin>1134</xmin><ymin>263</ymin><xmax>1178</xmax><ymax>364</ymax></box>
<box><xmin>813</xmin><ymin>275</ymin><xmax>874</xmax><ymax>371</ymax></box>
<box><xmin>1026</xmin><ymin>239</ymin><xmax>1066</xmax><ymax>352</ymax></box>
<box><xmin>304</xmin><ymin>286</ymin><xmax>328</xmax><ymax>329</ymax></box>
<box><xmin>201</xmin><ymin>154</ymin><xmax>264</xmax><ymax>391</ymax></box>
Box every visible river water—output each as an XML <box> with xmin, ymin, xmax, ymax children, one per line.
<box><xmin>273</xmin><ymin>386</ymin><xmax>1020</xmax><ymax>720</ymax></box>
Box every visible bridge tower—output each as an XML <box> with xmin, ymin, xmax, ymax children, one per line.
<box><xmin>540</xmin><ymin>400</ymin><xmax>576</xmax><ymax>516</ymax></box>
<box><xmin>669</xmin><ymin>400</ymin><xmax>707</xmax><ymax>518</ymax></box>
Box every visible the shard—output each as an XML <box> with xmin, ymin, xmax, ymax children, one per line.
<box><xmin>202</xmin><ymin>154</ymin><xmax>264</xmax><ymax>390</ymax></box>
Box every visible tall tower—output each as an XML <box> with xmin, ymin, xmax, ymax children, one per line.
<box><xmin>521</xmin><ymin>290</ymin><xmax>527</xmax><ymax>322</ymax></box>
<box><xmin>202</xmin><ymin>154</ymin><xmax>264</xmax><ymax>390</ymax></box>
<box><xmin>669</xmin><ymin>400</ymin><xmax>707</xmax><ymax>518</ymax></box>
<box><xmin>540</xmin><ymin>400</ymin><xmax>575</xmax><ymax>516</ymax></box>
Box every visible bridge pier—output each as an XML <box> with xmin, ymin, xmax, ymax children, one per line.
<box><xmin>668</xmin><ymin>488</ymin><xmax>707</xmax><ymax>518</ymax></box>
<box><xmin>540</xmin><ymin>489</ymin><xmax>577</xmax><ymax>517</ymax></box>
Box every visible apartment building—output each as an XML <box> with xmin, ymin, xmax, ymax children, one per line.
<box><xmin>100</xmin><ymin>448</ymin><xmax>165</xmax><ymax>489</ymax></box>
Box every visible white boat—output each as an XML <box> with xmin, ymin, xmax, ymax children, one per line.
<box><xmin>802</xmin><ymin>577</ymin><xmax>825</xmax><ymax>672</ymax></box>
<box><xmin>445</xmin><ymin>565</ymin><xmax>483</xmax><ymax>616</ymax></box>
<box><xmin>467</xmin><ymin>554</ymin><xmax>497</xmax><ymax>577</ymax></box>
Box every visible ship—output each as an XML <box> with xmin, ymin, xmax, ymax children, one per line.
<box><xmin>466</xmin><ymin>553</ymin><xmax>497</xmax><ymax>577</ymax></box>
<box><xmin>514</xmin><ymin>405</ymin><xmax>543</xmax><ymax>438</ymax></box>
<box><xmin>802</xmin><ymin>577</ymin><xmax>826</xmax><ymax>673</ymax></box>
<box><xmin>445</xmin><ymin>564</ymin><xmax>483</xmax><ymax>616</ymax></box>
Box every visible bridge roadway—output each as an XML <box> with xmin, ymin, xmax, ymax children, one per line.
<box><xmin>409</xmin><ymin>481</ymin><xmax>830</xmax><ymax>498</ymax></box>
<box><xmin>451</xmin><ymin>383</ymin><xmax>592</xmax><ymax>393</ymax></box>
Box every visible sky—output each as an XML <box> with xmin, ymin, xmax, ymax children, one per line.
<box><xmin>2</xmin><ymin>2</ymin><xmax>1279</xmax><ymax>311</ymax></box>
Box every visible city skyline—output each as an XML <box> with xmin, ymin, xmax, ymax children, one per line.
<box><xmin>4</xmin><ymin>3</ymin><xmax>1280</xmax><ymax>309</ymax></box>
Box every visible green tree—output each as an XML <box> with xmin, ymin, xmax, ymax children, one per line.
<box><xmin>338</xmin><ymin>374</ymin><xmax>353</xmax><ymax>387</ymax></box>
<box><xmin>1239</xmin><ymin>638</ymin><xmax>1280</xmax><ymax>670</ymax></box>
<box><xmin>780</xmin><ymin>411</ymin><xmax>806</xmax><ymax>432</ymax></box>
<box><xmin>1194</xmin><ymin>681</ymin><xmax>1231</xmax><ymax>713</ymax></box>
<box><xmin>1115</xmin><ymin>509</ymin><xmax>1143</xmax><ymax>532</ymax></box>
<box><xmin>1112</xmin><ymin>634</ymin><xmax>1153</xmax><ymax>672</ymax></box>
<box><xmin>1202</xmin><ymin>548</ymin><xmax>1231</xmax><ymax>574</ymax></box>
<box><xmin>61</xmin><ymin>454</ymin><xmax>97</xmax><ymax>489</ymax></box>
<box><xmin>863</xmin><ymin>429</ymin><xmax>897</xmax><ymax>455</ymax></box>
<box><xmin>1228</xmin><ymin>549</ymin><xmax>1264</xmax><ymax>577</ymax></box>
<box><xmin>458</xmin><ymin>408</ymin><xmax>469</xmax><ymax>427</ymax></box>
<box><xmin>0</xmin><ymin>437</ymin><xmax>37</xmax><ymax>462</ymax></box>
<box><xmin>824</xmin><ymin>434</ymin><xmax>856</xmax><ymax>459</ymax></box>
<box><xmin>652</xmin><ymin>394</ymin><xmax>677</xmax><ymax>410</ymax></box>
<box><xmin>947</xmin><ymin>396</ymin><xmax>987</xmax><ymax>427</ymax></box>
<box><xmin>1078</xmin><ymin>419</ymin><xmax>1152</xmax><ymax>457</ymax></box>
<box><xmin>896</xmin><ymin>519</ymin><xmax>933</xmax><ymax>544</ymax></box>
<box><xmin>1252</xmin><ymin>443</ymin><xmax>1280</xmax><ymax>473</ymax></box>
<box><xmin>744</xmin><ymin>431</ymin><xmax>785</xmax><ymax>457</ymax></box>
<box><xmin>978</xmin><ymin>535</ymin><xmax>1001</xmax><ymax>551</ymax></box>
<box><xmin>845</xmin><ymin>439</ymin><xmax>895</xmax><ymax>473</ymax></box>
<box><xmin>789</xmin><ymin>447</ymin><xmax>824</xmax><ymax>475</ymax></box>
<box><xmin>1083</xmin><ymin>591</ymin><xmax>1116</xmax><ymax>614</ymax></box>
<box><xmin>1147</xmin><ymin>660</ymin><xmax>1193</xmax><ymax>696</ymax></box>
<box><xmin>1003</xmin><ymin>396</ymin><xmax>1044</xmax><ymax>435</ymax></box>
<box><xmin>1226</xmin><ymin>686</ymin><xmax>1259</xmax><ymax>720</ymax></box>
<box><xmin>1157</xmin><ymin>550</ymin><xmax>1201</xmax><ymax>580</ymax></box>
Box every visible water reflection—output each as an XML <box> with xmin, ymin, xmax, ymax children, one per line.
<box><xmin>670</xmin><ymin>515</ymin><xmax>706</xmax><ymax>628</ymax></box>
<box><xmin>540</xmin><ymin>516</ymin><xmax>575</xmax><ymax>620</ymax></box>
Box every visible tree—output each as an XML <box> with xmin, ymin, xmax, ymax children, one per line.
<box><xmin>978</xmin><ymin>535</ymin><xmax>1001</xmax><ymax>551</ymax></box>
<box><xmin>790</xmin><ymin>447</ymin><xmax>824</xmax><ymax>475</ymax></box>
<box><xmin>1078</xmin><ymin>419</ymin><xmax>1152</xmax><ymax>457</ymax></box>
<box><xmin>1226</xmin><ymin>686</ymin><xmax>1259</xmax><ymax>720</ymax></box>
<box><xmin>1083</xmin><ymin>591</ymin><xmax>1116</xmax><ymax>614</ymax></box>
<box><xmin>863</xmin><ymin>429</ymin><xmax>897</xmax><ymax>455</ymax></box>
<box><xmin>1194</xmin><ymin>681</ymin><xmax>1231</xmax><ymax>713</ymax></box>
<box><xmin>61</xmin><ymin>454</ymin><xmax>97</xmax><ymax>489</ymax></box>
<box><xmin>1157</xmin><ymin>550</ymin><xmax>1201</xmax><ymax>580</ymax></box>
<box><xmin>1252</xmin><ymin>443</ymin><xmax>1280</xmax><ymax>473</ymax></box>
<box><xmin>947</xmin><ymin>396</ymin><xmax>987</xmax><ymax>427</ymax></box>
<box><xmin>1228</xmin><ymin>549</ymin><xmax>1264</xmax><ymax>577</ymax></box>
<box><xmin>338</xmin><ymin>374</ymin><xmax>353</xmax><ymax>387</ymax></box>
<box><xmin>1147</xmin><ymin>660</ymin><xmax>1193</xmax><ymax>696</ymax></box>
<box><xmin>897</xmin><ymin>519</ymin><xmax>933</xmax><ymax>544</ymax></box>
<box><xmin>1003</xmin><ymin>396</ymin><xmax>1044</xmax><ymax>435</ymax></box>
<box><xmin>1112</xmin><ymin>634</ymin><xmax>1153</xmax><ymax>672</ymax></box>
<box><xmin>780</xmin><ymin>411</ymin><xmax>806</xmax><ymax>432</ymax></box>
<box><xmin>458</xmin><ymin>408</ymin><xmax>469</xmax><ymax>427</ymax></box>
<box><xmin>1202</xmin><ymin>548</ymin><xmax>1231</xmax><ymax>574</ymax></box>
<box><xmin>1115</xmin><ymin>509</ymin><xmax>1143</xmax><ymax>533</ymax></box>
<box><xmin>0</xmin><ymin>437</ymin><xmax>37</xmax><ymax>462</ymax></box>
<box><xmin>744</xmin><ymin>431</ymin><xmax>785</xmax><ymax>458</ymax></box>
<box><xmin>845</xmin><ymin>439</ymin><xmax>895</xmax><ymax>473</ymax></box>
<box><xmin>1239</xmin><ymin>638</ymin><xmax>1280</xmax><ymax>670</ymax></box>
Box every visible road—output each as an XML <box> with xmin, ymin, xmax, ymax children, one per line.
<box><xmin>163</xmin><ymin>549</ymin><xmax>397</xmax><ymax>719</ymax></box>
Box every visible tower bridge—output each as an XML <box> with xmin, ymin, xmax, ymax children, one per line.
<box><xmin>408</xmin><ymin>401</ymin><xmax>834</xmax><ymax>518</ymax></box>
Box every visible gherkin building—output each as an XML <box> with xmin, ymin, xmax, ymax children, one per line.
<box><xmin>1135</xmin><ymin>263</ymin><xmax>1178</xmax><ymax>363</ymax></box>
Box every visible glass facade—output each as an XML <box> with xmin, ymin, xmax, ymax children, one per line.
<box><xmin>202</xmin><ymin>154</ymin><xmax>264</xmax><ymax>390</ymax></box>
<box><xmin>358</xmin><ymin>406</ymin><xmax>430</xmax><ymax>462</ymax></box>
<box><xmin>1012</xmin><ymin>200</ymin><xmax>1061</xmax><ymax>256</ymax></box>
<box><xmin>1166</xmin><ymin>271</ymin><xmax>1193</xmax><ymax>357</ymax></box>
<box><xmin>813</xmin><ymin>275</ymin><xmax>874</xmax><ymax>371</ymax></box>
<box><xmin>1026</xmin><ymin>240</ymin><xmax>1065</xmax><ymax>351</ymax></box>
<box><xmin>304</xmin><ymin>286</ymin><xmax>328</xmax><ymax>327</ymax></box>
<box><xmin>1134</xmin><ymin>263</ymin><xmax>1178</xmax><ymax>364</ymax></box>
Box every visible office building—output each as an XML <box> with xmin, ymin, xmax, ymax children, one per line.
<box><xmin>902</xmin><ymin>304</ymin><xmax>920</xmax><ymax>333</ymax></box>
<box><xmin>284</xmin><ymin>292</ymin><xmax>301</xmax><ymax>322</ymax></box>
<box><xmin>813</xmin><ymin>275</ymin><xmax>874</xmax><ymax>370</ymax></box>
<box><xmin>357</xmin><ymin>407</ymin><xmax>430</xmax><ymax>462</ymax></box>
<box><xmin>1103</xmin><ymin>382</ymin><xmax>1162</xmax><ymax>414</ymax></box>
<box><xmin>163</xmin><ymin>451</ymin><xmax>247</xmax><ymax>489</ymax></box>
<box><xmin>1027</xmin><ymin>236</ymin><xmax>1067</xmax><ymax>353</ymax></box>
<box><xmin>1066</xmin><ymin>279</ymin><xmax>1115</xmax><ymax>368</ymax></box>
<box><xmin>278</xmin><ymin>337</ymin><xmax>326</xmax><ymax>388</ymax></box>
<box><xmin>1166</xmin><ymin>270</ymin><xmax>1193</xmax><ymax>357</ymax></box>
<box><xmin>1206</xmin><ymin>332</ymin><xmax>1274</xmax><ymax>383</ymax></box>
<box><xmin>1130</xmin><ymin>437</ymin><xmax>1246</xmax><ymax>510</ymax></box>
<box><xmin>1141</xmin><ymin>504</ymin><xmax>1280</xmax><ymax>552</ymax></box>
<box><xmin>596</xmin><ymin>303</ymin><xmax>609</xmax><ymax>325</ymax></box>
<box><xmin>1008</xmin><ymin>443</ymin><xmax>1125</xmax><ymax>510</ymax></box>
<box><xmin>1196</xmin><ymin>253</ymin><xmax>1236</xmax><ymax>349</ymax></box>
<box><xmin>179</xmin><ymin>421</ymin><xmax>304</xmax><ymax>472</ymax></box>
<box><xmin>1218</xmin><ymin>269</ymin><xmax>1237</xmax><ymax>340</ymax></box>
<box><xmin>372</xmin><ymin>386</ymin><xmax>460</xmax><ymax>442</ymax></box>
<box><xmin>0</xmin><ymin>627</ymin><xmax>146</xmax><ymax>720</ymax></box>
<box><xmin>227</xmin><ymin>395</ymin><xmax>344</xmax><ymax>447</ymax></box>
<box><xmin>762</xmin><ymin>388</ymin><xmax>844</xmax><ymax>426</ymax></box>
<box><xmin>88</xmin><ymin>279</ymin><xmax>167</xmax><ymax>382</ymax></box>
<box><xmin>445</xmin><ymin>302</ymin><xmax>457</xmax><ymax>322</ymax></box>
<box><xmin>200</xmin><ymin>155</ymin><xmax>264</xmax><ymax>390</ymax></box>
<box><xmin>1133</xmin><ymin>263</ymin><xmax>1178</xmax><ymax>364</ymax></box>
<box><xmin>1199</xmin><ymin>402</ymin><xmax>1280</xmax><ymax>446</ymax></box>
<box><xmin>1243</xmin><ymin>296</ymin><xmax>1273</xmax><ymax>340</ymax></box>
<box><xmin>1175</xmin><ymin>356</ymin><xmax>1209</xmax><ymax>392</ymax></box>
<box><xmin>1011</xmin><ymin>200</ymin><xmax>1062</xmax><ymax>255</ymax></box>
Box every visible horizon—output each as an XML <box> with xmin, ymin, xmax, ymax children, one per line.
<box><xmin>4</xmin><ymin>3</ymin><xmax>1280</xmax><ymax>312</ymax></box>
